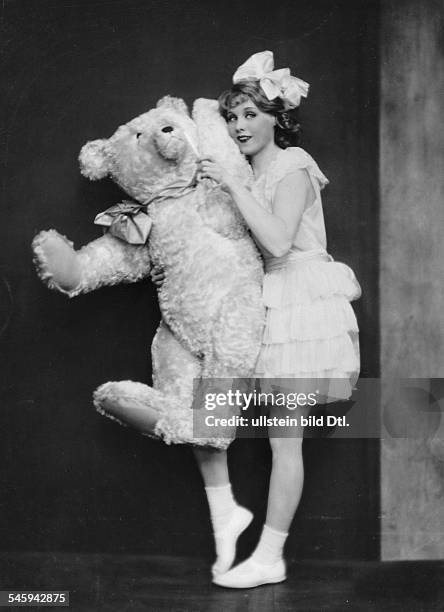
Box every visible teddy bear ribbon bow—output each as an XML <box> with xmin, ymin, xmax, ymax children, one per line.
<box><xmin>232</xmin><ymin>50</ymin><xmax>309</xmax><ymax>108</ymax></box>
<box><xmin>94</xmin><ymin>201</ymin><xmax>152</xmax><ymax>245</ymax></box>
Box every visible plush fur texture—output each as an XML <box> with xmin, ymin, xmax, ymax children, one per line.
<box><xmin>32</xmin><ymin>97</ymin><xmax>264</xmax><ymax>448</ymax></box>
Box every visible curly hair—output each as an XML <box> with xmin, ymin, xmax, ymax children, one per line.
<box><xmin>218</xmin><ymin>79</ymin><xmax>302</xmax><ymax>149</ymax></box>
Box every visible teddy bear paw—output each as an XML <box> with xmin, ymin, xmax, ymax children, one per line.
<box><xmin>32</xmin><ymin>229</ymin><xmax>82</xmax><ymax>296</ymax></box>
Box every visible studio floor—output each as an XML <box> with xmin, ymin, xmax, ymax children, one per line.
<box><xmin>0</xmin><ymin>553</ymin><xmax>443</xmax><ymax>611</ymax></box>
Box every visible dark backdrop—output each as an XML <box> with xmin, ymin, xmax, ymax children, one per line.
<box><xmin>0</xmin><ymin>0</ymin><xmax>379</xmax><ymax>559</ymax></box>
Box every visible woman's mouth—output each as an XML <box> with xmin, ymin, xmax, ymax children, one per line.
<box><xmin>237</xmin><ymin>135</ymin><xmax>251</xmax><ymax>144</ymax></box>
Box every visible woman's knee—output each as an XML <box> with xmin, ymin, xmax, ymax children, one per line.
<box><xmin>194</xmin><ymin>447</ymin><xmax>227</xmax><ymax>460</ymax></box>
<box><xmin>269</xmin><ymin>436</ymin><xmax>303</xmax><ymax>458</ymax></box>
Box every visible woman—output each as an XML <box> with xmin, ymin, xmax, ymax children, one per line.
<box><xmin>154</xmin><ymin>50</ymin><xmax>361</xmax><ymax>589</ymax></box>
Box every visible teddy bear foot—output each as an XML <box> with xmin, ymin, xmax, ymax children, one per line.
<box><xmin>93</xmin><ymin>380</ymin><xmax>161</xmax><ymax>435</ymax></box>
<box><xmin>94</xmin><ymin>380</ymin><xmax>233</xmax><ymax>449</ymax></box>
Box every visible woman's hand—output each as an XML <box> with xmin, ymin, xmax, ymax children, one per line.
<box><xmin>150</xmin><ymin>266</ymin><xmax>165</xmax><ymax>288</ymax></box>
<box><xmin>198</xmin><ymin>158</ymin><xmax>238</xmax><ymax>192</ymax></box>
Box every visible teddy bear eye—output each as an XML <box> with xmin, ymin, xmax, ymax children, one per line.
<box><xmin>136</xmin><ymin>132</ymin><xmax>142</xmax><ymax>139</ymax></box>
<box><xmin>161</xmin><ymin>126</ymin><xmax>174</xmax><ymax>133</ymax></box>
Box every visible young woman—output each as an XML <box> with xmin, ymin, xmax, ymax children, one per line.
<box><xmin>169</xmin><ymin>50</ymin><xmax>361</xmax><ymax>589</ymax></box>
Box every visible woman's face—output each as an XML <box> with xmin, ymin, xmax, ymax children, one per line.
<box><xmin>225</xmin><ymin>99</ymin><xmax>276</xmax><ymax>157</ymax></box>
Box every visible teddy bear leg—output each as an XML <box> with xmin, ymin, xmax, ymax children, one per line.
<box><xmin>150</xmin><ymin>323</ymin><xmax>238</xmax><ymax>449</ymax></box>
<box><xmin>94</xmin><ymin>321</ymin><xmax>215</xmax><ymax>445</ymax></box>
<box><xmin>194</xmin><ymin>294</ymin><xmax>263</xmax><ymax>429</ymax></box>
<box><xmin>203</xmin><ymin>294</ymin><xmax>263</xmax><ymax>379</ymax></box>
<box><xmin>151</xmin><ymin>321</ymin><xmax>201</xmax><ymax>403</ymax></box>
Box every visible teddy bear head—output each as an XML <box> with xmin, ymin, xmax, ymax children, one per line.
<box><xmin>78</xmin><ymin>96</ymin><xmax>199</xmax><ymax>204</ymax></box>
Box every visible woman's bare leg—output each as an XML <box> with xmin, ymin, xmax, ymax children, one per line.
<box><xmin>193</xmin><ymin>447</ymin><xmax>230</xmax><ymax>486</ymax></box>
<box><xmin>265</xmin><ymin>435</ymin><xmax>305</xmax><ymax>532</ymax></box>
<box><xmin>248</xmin><ymin>414</ymin><xmax>306</xmax><ymax>570</ymax></box>
<box><xmin>194</xmin><ymin>447</ymin><xmax>253</xmax><ymax>576</ymax></box>
<box><xmin>213</xmin><ymin>414</ymin><xmax>306</xmax><ymax>587</ymax></box>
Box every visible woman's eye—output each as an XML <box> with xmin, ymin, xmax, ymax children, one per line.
<box><xmin>227</xmin><ymin>115</ymin><xmax>236</xmax><ymax>123</ymax></box>
<box><xmin>245</xmin><ymin>112</ymin><xmax>256</xmax><ymax>119</ymax></box>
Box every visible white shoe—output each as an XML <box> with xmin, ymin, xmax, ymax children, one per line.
<box><xmin>211</xmin><ymin>506</ymin><xmax>253</xmax><ymax>577</ymax></box>
<box><xmin>212</xmin><ymin>557</ymin><xmax>286</xmax><ymax>589</ymax></box>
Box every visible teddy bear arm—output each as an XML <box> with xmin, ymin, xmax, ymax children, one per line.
<box><xmin>73</xmin><ymin>233</ymin><xmax>151</xmax><ymax>296</ymax></box>
<box><xmin>33</xmin><ymin>230</ymin><xmax>151</xmax><ymax>297</ymax></box>
<box><xmin>197</xmin><ymin>186</ymin><xmax>248</xmax><ymax>239</ymax></box>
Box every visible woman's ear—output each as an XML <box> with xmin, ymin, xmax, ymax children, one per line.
<box><xmin>78</xmin><ymin>139</ymin><xmax>111</xmax><ymax>180</ymax></box>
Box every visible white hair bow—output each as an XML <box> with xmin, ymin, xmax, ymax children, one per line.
<box><xmin>232</xmin><ymin>50</ymin><xmax>309</xmax><ymax>108</ymax></box>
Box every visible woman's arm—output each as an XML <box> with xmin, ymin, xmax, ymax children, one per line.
<box><xmin>231</xmin><ymin>170</ymin><xmax>314</xmax><ymax>257</ymax></box>
<box><xmin>150</xmin><ymin>266</ymin><xmax>165</xmax><ymax>287</ymax></box>
<box><xmin>200</xmin><ymin>160</ymin><xmax>315</xmax><ymax>258</ymax></box>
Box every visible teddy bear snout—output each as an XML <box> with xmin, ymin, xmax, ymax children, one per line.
<box><xmin>154</xmin><ymin>127</ymin><xmax>186</xmax><ymax>161</ymax></box>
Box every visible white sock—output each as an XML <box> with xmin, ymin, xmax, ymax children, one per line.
<box><xmin>204</xmin><ymin>484</ymin><xmax>237</xmax><ymax>534</ymax></box>
<box><xmin>251</xmin><ymin>524</ymin><xmax>288</xmax><ymax>566</ymax></box>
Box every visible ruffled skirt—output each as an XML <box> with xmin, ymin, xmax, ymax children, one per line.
<box><xmin>255</xmin><ymin>249</ymin><xmax>361</xmax><ymax>402</ymax></box>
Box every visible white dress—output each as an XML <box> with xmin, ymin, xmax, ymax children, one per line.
<box><xmin>251</xmin><ymin>147</ymin><xmax>361</xmax><ymax>402</ymax></box>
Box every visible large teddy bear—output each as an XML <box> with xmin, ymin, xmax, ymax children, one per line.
<box><xmin>32</xmin><ymin>96</ymin><xmax>265</xmax><ymax>449</ymax></box>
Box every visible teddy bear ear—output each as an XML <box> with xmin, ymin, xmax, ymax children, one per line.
<box><xmin>78</xmin><ymin>139</ymin><xmax>111</xmax><ymax>180</ymax></box>
<box><xmin>156</xmin><ymin>96</ymin><xmax>189</xmax><ymax>115</ymax></box>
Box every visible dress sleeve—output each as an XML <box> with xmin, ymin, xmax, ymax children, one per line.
<box><xmin>266</xmin><ymin>147</ymin><xmax>329</xmax><ymax>202</ymax></box>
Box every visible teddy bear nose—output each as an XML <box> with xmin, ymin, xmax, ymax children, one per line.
<box><xmin>161</xmin><ymin>126</ymin><xmax>174</xmax><ymax>133</ymax></box>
